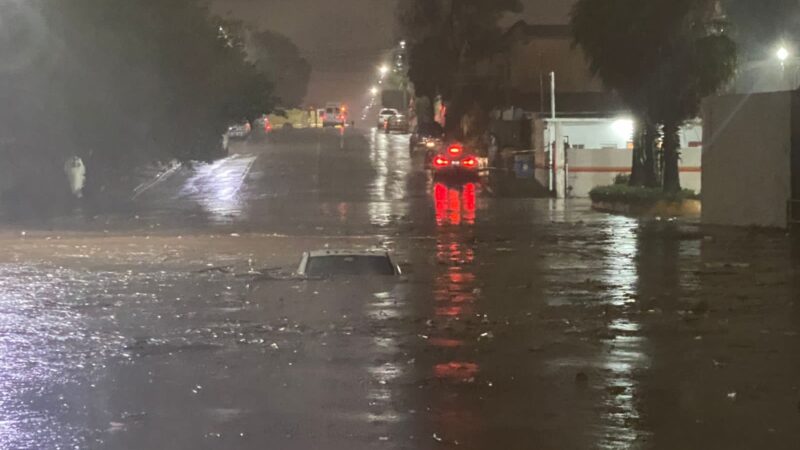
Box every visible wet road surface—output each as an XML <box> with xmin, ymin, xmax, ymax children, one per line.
<box><xmin>2</xmin><ymin>129</ymin><xmax>800</xmax><ymax>449</ymax></box>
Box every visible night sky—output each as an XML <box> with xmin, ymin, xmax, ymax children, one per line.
<box><xmin>212</xmin><ymin>0</ymin><xmax>575</xmax><ymax>108</ymax></box>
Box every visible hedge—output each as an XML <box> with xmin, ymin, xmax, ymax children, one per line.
<box><xmin>589</xmin><ymin>184</ymin><xmax>699</xmax><ymax>205</ymax></box>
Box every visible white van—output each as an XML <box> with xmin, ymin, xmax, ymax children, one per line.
<box><xmin>322</xmin><ymin>103</ymin><xmax>347</xmax><ymax>127</ymax></box>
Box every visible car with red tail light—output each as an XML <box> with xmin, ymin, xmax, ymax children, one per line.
<box><xmin>430</xmin><ymin>143</ymin><xmax>480</xmax><ymax>179</ymax></box>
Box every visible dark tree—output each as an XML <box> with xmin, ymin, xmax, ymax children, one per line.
<box><xmin>648</xmin><ymin>1</ymin><xmax>737</xmax><ymax>192</ymax></box>
<box><xmin>397</xmin><ymin>0</ymin><xmax>521</xmax><ymax>137</ymax></box>
<box><xmin>245</xmin><ymin>29</ymin><xmax>311</xmax><ymax>108</ymax></box>
<box><xmin>0</xmin><ymin>0</ymin><xmax>273</xmax><ymax>207</ymax></box>
<box><xmin>571</xmin><ymin>0</ymin><xmax>661</xmax><ymax>187</ymax></box>
<box><xmin>572</xmin><ymin>0</ymin><xmax>736</xmax><ymax>192</ymax></box>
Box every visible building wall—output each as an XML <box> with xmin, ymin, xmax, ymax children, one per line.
<box><xmin>533</xmin><ymin>118</ymin><xmax>703</xmax><ymax>198</ymax></box>
<box><xmin>567</xmin><ymin>147</ymin><xmax>702</xmax><ymax>198</ymax></box>
<box><xmin>702</xmin><ymin>92</ymin><xmax>792</xmax><ymax>228</ymax></box>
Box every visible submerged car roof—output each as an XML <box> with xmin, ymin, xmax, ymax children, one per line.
<box><xmin>307</xmin><ymin>249</ymin><xmax>390</xmax><ymax>258</ymax></box>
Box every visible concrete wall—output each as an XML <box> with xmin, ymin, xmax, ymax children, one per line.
<box><xmin>566</xmin><ymin>147</ymin><xmax>702</xmax><ymax>198</ymax></box>
<box><xmin>532</xmin><ymin>118</ymin><xmax>704</xmax><ymax>198</ymax></box>
<box><xmin>702</xmin><ymin>91</ymin><xmax>792</xmax><ymax>228</ymax></box>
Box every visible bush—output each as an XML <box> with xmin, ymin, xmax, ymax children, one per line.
<box><xmin>589</xmin><ymin>184</ymin><xmax>698</xmax><ymax>205</ymax></box>
<box><xmin>613</xmin><ymin>173</ymin><xmax>631</xmax><ymax>185</ymax></box>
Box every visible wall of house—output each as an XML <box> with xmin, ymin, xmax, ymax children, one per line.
<box><xmin>702</xmin><ymin>91</ymin><xmax>793</xmax><ymax>228</ymax></box>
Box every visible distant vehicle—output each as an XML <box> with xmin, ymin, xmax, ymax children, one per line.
<box><xmin>227</xmin><ymin>120</ymin><xmax>251</xmax><ymax>139</ymax></box>
<box><xmin>297</xmin><ymin>249</ymin><xmax>402</xmax><ymax>277</ymax></box>
<box><xmin>410</xmin><ymin>121</ymin><xmax>445</xmax><ymax>154</ymax></box>
<box><xmin>384</xmin><ymin>113</ymin><xmax>409</xmax><ymax>134</ymax></box>
<box><xmin>377</xmin><ymin>108</ymin><xmax>398</xmax><ymax>128</ymax></box>
<box><xmin>314</xmin><ymin>108</ymin><xmax>325</xmax><ymax>127</ymax></box>
<box><xmin>322</xmin><ymin>103</ymin><xmax>347</xmax><ymax>127</ymax></box>
<box><xmin>268</xmin><ymin>108</ymin><xmax>312</xmax><ymax>129</ymax></box>
<box><xmin>430</xmin><ymin>143</ymin><xmax>479</xmax><ymax>179</ymax></box>
<box><xmin>253</xmin><ymin>115</ymin><xmax>272</xmax><ymax>134</ymax></box>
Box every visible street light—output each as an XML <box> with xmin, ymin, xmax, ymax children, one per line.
<box><xmin>370</xmin><ymin>86</ymin><xmax>379</xmax><ymax>96</ymax></box>
<box><xmin>777</xmin><ymin>46</ymin><xmax>790</xmax><ymax>63</ymax></box>
<box><xmin>612</xmin><ymin>118</ymin><xmax>635</xmax><ymax>141</ymax></box>
<box><xmin>399</xmin><ymin>40</ymin><xmax>407</xmax><ymax>49</ymax></box>
<box><xmin>379</xmin><ymin>65</ymin><xmax>389</xmax><ymax>77</ymax></box>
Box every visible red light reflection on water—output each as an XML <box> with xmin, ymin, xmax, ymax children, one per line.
<box><xmin>433</xmin><ymin>183</ymin><xmax>476</xmax><ymax>226</ymax></box>
<box><xmin>434</xmin><ymin>361</ymin><xmax>479</xmax><ymax>383</ymax></box>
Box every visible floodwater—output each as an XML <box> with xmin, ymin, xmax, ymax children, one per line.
<box><xmin>1</xmin><ymin>129</ymin><xmax>799</xmax><ymax>449</ymax></box>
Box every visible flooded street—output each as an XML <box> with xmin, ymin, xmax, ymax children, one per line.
<box><xmin>1</xmin><ymin>129</ymin><xmax>799</xmax><ymax>449</ymax></box>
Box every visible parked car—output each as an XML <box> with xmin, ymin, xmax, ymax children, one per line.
<box><xmin>253</xmin><ymin>115</ymin><xmax>272</xmax><ymax>134</ymax></box>
<box><xmin>377</xmin><ymin>108</ymin><xmax>398</xmax><ymax>129</ymax></box>
<box><xmin>297</xmin><ymin>249</ymin><xmax>402</xmax><ymax>277</ymax></box>
<box><xmin>384</xmin><ymin>113</ymin><xmax>409</xmax><ymax>134</ymax></box>
<box><xmin>227</xmin><ymin>120</ymin><xmax>251</xmax><ymax>140</ymax></box>
<box><xmin>430</xmin><ymin>143</ymin><xmax>480</xmax><ymax>179</ymax></box>
<box><xmin>410</xmin><ymin>121</ymin><xmax>445</xmax><ymax>154</ymax></box>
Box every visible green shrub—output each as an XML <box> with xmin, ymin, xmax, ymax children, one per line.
<box><xmin>589</xmin><ymin>184</ymin><xmax>698</xmax><ymax>205</ymax></box>
<box><xmin>613</xmin><ymin>173</ymin><xmax>630</xmax><ymax>185</ymax></box>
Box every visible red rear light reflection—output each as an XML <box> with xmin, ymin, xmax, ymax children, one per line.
<box><xmin>434</xmin><ymin>183</ymin><xmax>447</xmax><ymax>202</ymax></box>
<box><xmin>434</xmin><ymin>362</ymin><xmax>479</xmax><ymax>382</ymax></box>
<box><xmin>464</xmin><ymin>183</ymin><xmax>476</xmax><ymax>213</ymax></box>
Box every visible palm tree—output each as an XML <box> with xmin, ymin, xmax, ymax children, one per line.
<box><xmin>572</xmin><ymin>0</ymin><xmax>736</xmax><ymax>192</ymax></box>
<box><xmin>570</xmin><ymin>0</ymin><xmax>660</xmax><ymax>187</ymax></box>
<box><xmin>649</xmin><ymin>0</ymin><xmax>737</xmax><ymax>192</ymax></box>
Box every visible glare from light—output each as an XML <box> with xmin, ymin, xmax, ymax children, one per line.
<box><xmin>777</xmin><ymin>46</ymin><xmax>790</xmax><ymax>62</ymax></box>
<box><xmin>379</xmin><ymin>65</ymin><xmax>390</xmax><ymax>76</ymax></box>
<box><xmin>370</xmin><ymin>86</ymin><xmax>379</xmax><ymax>96</ymax></box>
<box><xmin>612</xmin><ymin>118</ymin><xmax>635</xmax><ymax>140</ymax></box>
<box><xmin>399</xmin><ymin>40</ymin><xmax>407</xmax><ymax>49</ymax></box>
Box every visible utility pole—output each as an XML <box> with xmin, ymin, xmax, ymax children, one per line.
<box><xmin>550</xmin><ymin>71</ymin><xmax>556</xmax><ymax>119</ymax></box>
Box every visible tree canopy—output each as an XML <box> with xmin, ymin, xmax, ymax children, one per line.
<box><xmin>397</xmin><ymin>0</ymin><xmax>521</xmax><ymax>134</ymax></box>
<box><xmin>571</xmin><ymin>0</ymin><xmax>736</xmax><ymax>191</ymax></box>
<box><xmin>244</xmin><ymin>29</ymin><xmax>311</xmax><ymax>108</ymax></box>
<box><xmin>0</xmin><ymin>0</ymin><xmax>274</xmax><ymax>205</ymax></box>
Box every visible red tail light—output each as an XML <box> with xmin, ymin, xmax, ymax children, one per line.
<box><xmin>461</xmin><ymin>156</ymin><xmax>478</xmax><ymax>168</ymax></box>
<box><xmin>433</xmin><ymin>156</ymin><xmax>450</xmax><ymax>168</ymax></box>
<box><xmin>447</xmin><ymin>145</ymin><xmax>463</xmax><ymax>156</ymax></box>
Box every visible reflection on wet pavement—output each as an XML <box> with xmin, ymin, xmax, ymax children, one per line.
<box><xmin>434</xmin><ymin>182</ymin><xmax>477</xmax><ymax>226</ymax></box>
<box><xmin>180</xmin><ymin>155</ymin><xmax>256</xmax><ymax>223</ymax></box>
<box><xmin>2</xmin><ymin>129</ymin><xmax>800</xmax><ymax>448</ymax></box>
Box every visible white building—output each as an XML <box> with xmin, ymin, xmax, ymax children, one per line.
<box><xmin>532</xmin><ymin>117</ymin><xmax>703</xmax><ymax>198</ymax></box>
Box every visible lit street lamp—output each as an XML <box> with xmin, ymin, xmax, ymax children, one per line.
<box><xmin>777</xmin><ymin>46</ymin><xmax>790</xmax><ymax>63</ymax></box>
<box><xmin>379</xmin><ymin>65</ymin><xmax>389</xmax><ymax>77</ymax></box>
<box><xmin>370</xmin><ymin>86</ymin><xmax>379</xmax><ymax>96</ymax></box>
